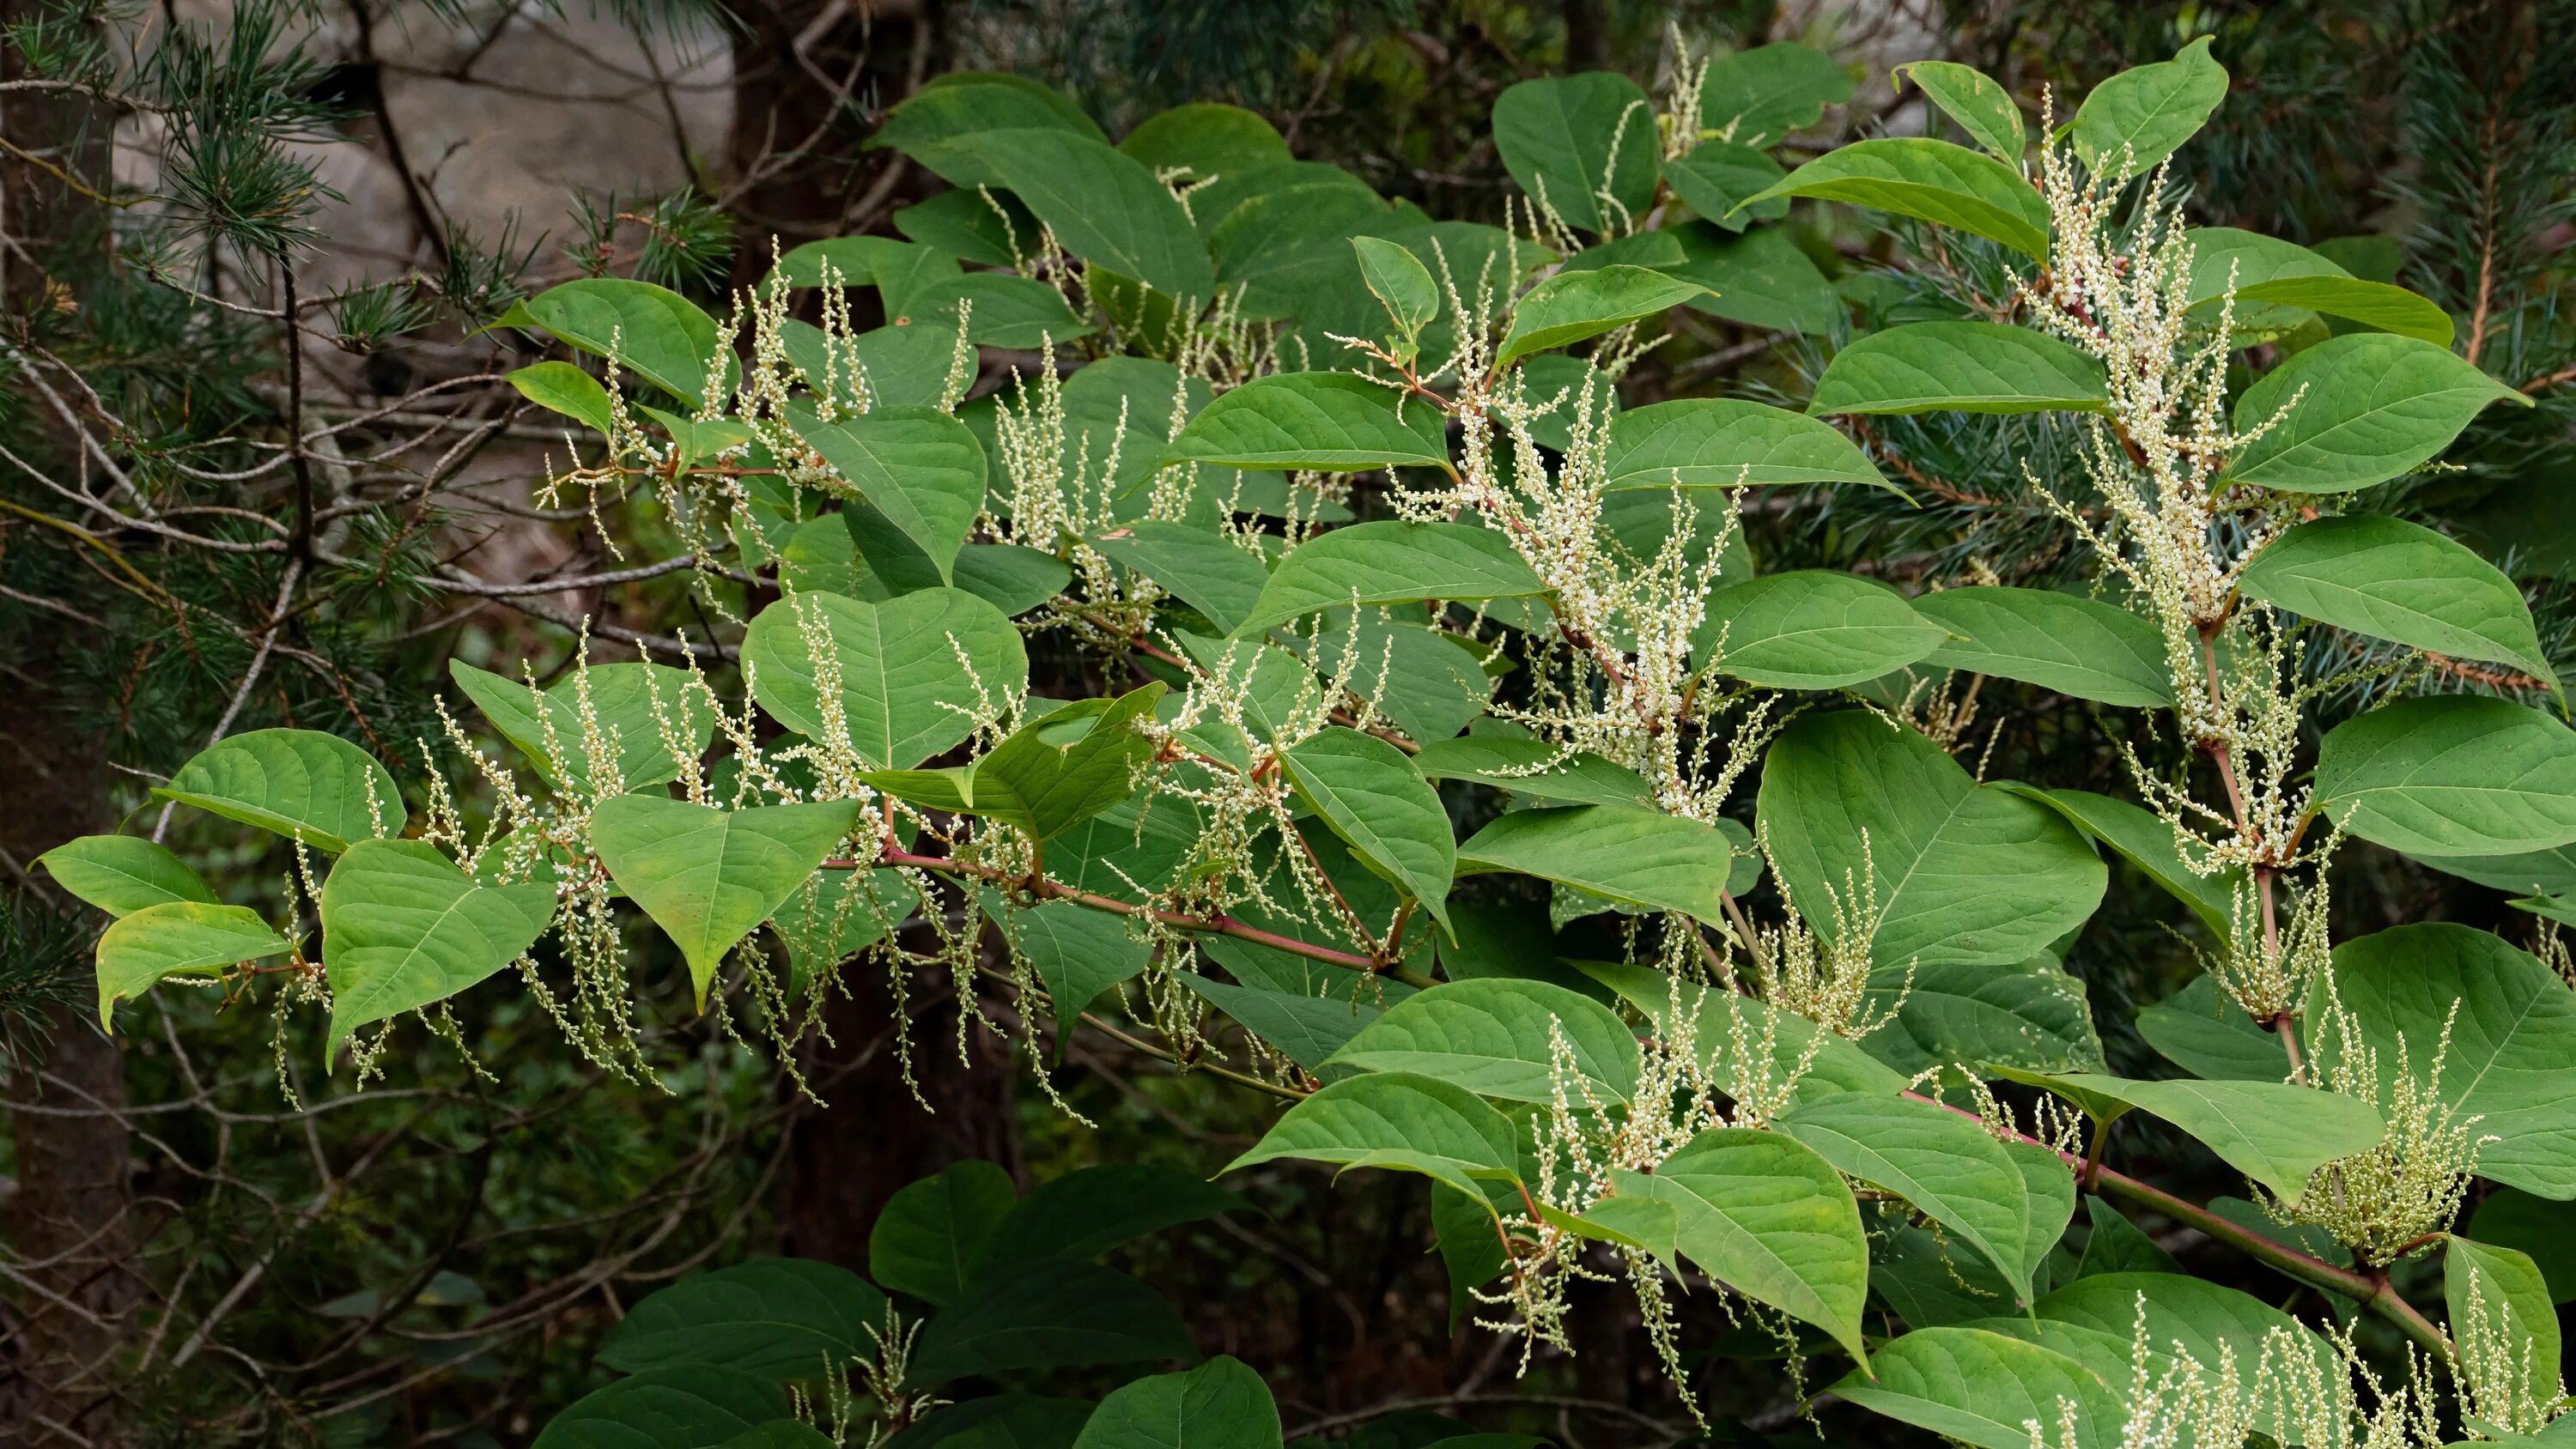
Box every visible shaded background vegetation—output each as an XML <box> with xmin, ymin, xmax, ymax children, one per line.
<box><xmin>0</xmin><ymin>0</ymin><xmax>2567</xmax><ymax>1443</ymax></box>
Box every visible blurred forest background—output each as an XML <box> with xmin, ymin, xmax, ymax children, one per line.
<box><xmin>0</xmin><ymin>0</ymin><xmax>2568</xmax><ymax>1444</ymax></box>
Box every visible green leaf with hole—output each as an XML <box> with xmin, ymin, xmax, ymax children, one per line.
<box><xmin>1457</xmin><ymin>804</ymin><xmax>1739</xmax><ymax>925</ymax></box>
<box><xmin>39</xmin><ymin>835</ymin><xmax>215</xmax><ymax>917</ymax></box>
<box><xmin>1910</xmin><ymin>586</ymin><xmax>2177</xmax><ymax>707</ymax></box>
<box><xmin>319</xmin><ymin>839</ymin><xmax>555</xmax><ymax>1054</ymax></box>
<box><xmin>743</xmin><ymin>588</ymin><xmax>1027</xmax><ymax>769</ymax></box>
<box><xmin>602</xmin><ymin>1260</ymin><xmax>890</xmax><ymax>1379</ymax></box>
<box><xmin>1235</xmin><ymin>522</ymin><xmax>1544</xmax><ymax>637</ymax></box>
<box><xmin>1280</xmin><ymin>728</ymin><xmax>1455</xmax><ymax>931</ymax></box>
<box><xmin>1893</xmin><ymin>61</ymin><xmax>2024</xmax><ymax>162</ymax></box>
<box><xmin>1698</xmin><ymin>43</ymin><xmax>1850</xmax><ymax>148</ymax></box>
<box><xmin>507</xmin><ymin>361</ymin><xmax>615</xmax><ymax>435</ymax></box>
<box><xmin>2241</xmin><ymin>515</ymin><xmax>2550</xmax><ymax>683</ymax></box>
<box><xmin>1782</xmin><ymin>1093</ymin><xmax>2032</xmax><ymax>1295</ymax></box>
<box><xmin>589</xmin><ymin>796</ymin><xmax>857</xmax><ymax>1007</ymax></box>
<box><xmin>1602</xmin><ymin>397</ymin><xmax>1891</xmax><ymax>492</ymax></box>
<box><xmin>1758</xmin><ymin>712</ymin><xmax>2106</xmax><ymax>968</ymax></box>
<box><xmin>1696</xmin><ymin>570</ymin><xmax>1946</xmax><ymax>688</ymax></box>
<box><xmin>2315</xmin><ymin>696</ymin><xmax>2576</xmax><ymax>858</ymax></box>
<box><xmin>1742</xmin><ymin>140</ymin><xmax>2048</xmax><ymax>260</ymax></box>
<box><xmin>906</xmin><ymin>1260</ymin><xmax>1194</xmax><ymax>1387</ymax></box>
<box><xmin>1163</xmin><ymin>373</ymin><xmax>1448</xmax><ymax>474</ymax></box>
<box><xmin>2069</xmin><ymin>37</ymin><xmax>2227</xmax><ymax>174</ymax></box>
<box><xmin>1327</xmin><ymin>979</ymin><xmax>1638</xmax><ymax>1104</ymax></box>
<box><xmin>1811</xmin><ymin>321</ymin><xmax>2106</xmax><ymax>415</ymax></box>
<box><xmin>156</xmin><ymin>729</ymin><xmax>400</xmax><ymax>854</ymax></box>
<box><xmin>871</xmin><ymin>1160</ymin><xmax>1017</xmax><ymax>1307</ymax></box>
<box><xmin>2228</xmin><ymin>333</ymin><xmax>2525</xmax><ymax>494</ymax></box>
<box><xmin>95</xmin><ymin>901</ymin><xmax>289</xmax><ymax>1030</ymax></box>
<box><xmin>1610</xmin><ymin>1127</ymin><xmax>1869</xmax><ymax>1361</ymax></box>
<box><xmin>1224</xmin><ymin>1072</ymin><xmax>1521</xmax><ymax>1203</ymax></box>
<box><xmin>513</xmin><ymin>278</ymin><xmax>726</xmax><ymax>406</ymax></box>
<box><xmin>1492</xmin><ymin>72</ymin><xmax>1659</xmax><ymax>235</ymax></box>
<box><xmin>1496</xmin><ymin>265</ymin><xmax>1704</xmax><ymax>368</ymax></box>
<box><xmin>450</xmin><ymin>660</ymin><xmax>716</xmax><ymax>793</ymax></box>
<box><xmin>2324</xmin><ymin>924</ymin><xmax>2576</xmax><ymax>1199</ymax></box>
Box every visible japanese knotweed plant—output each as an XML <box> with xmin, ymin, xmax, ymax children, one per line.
<box><xmin>39</xmin><ymin>33</ymin><xmax>2576</xmax><ymax>1449</ymax></box>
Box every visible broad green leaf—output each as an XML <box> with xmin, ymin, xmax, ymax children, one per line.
<box><xmin>991</xmin><ymin>896</ymin><xmax>1150</xmax><ymax>1054</ymax></box>
<box><xmin>588</xmin><ymin>796</ymin><xmax>858</xmax><ymax>1006</ymax></box>
<box><xmin>2182</xmin><ymin>227</ymin><xmax>2452</xmax><ymax>345</ymax></box>
<box><xmin>1662</xmin><ymin>141</ymin><xmax>1787</xmax><ymax>231</ymax></box>
<box><xmin>1492</xmin><ymin>73</ymin><xmax>1659</xmax><ymax>235</ymax></box>
<box><xmin>512</xmin><ymin>278</ymin><xmax>725</xmax><ymax>406</ymax></box>
<box><xmin>2421</xmin><ymin>845</ymin><xmax>2576</xmax><ymax>897</ymax></box>
<box><xmin>1235</xmin><ymin>522</ymin><xmax>1545</xmax><ymax>637</ymax></box>
<box><xmin>635</xmin><ymin>404</ymin><xmax>752</xmax><ymax>468</ymax></box>
<box><xmin>2448</xmin><ymin>1238</ymin><xmax>2560</xmax><ymax>1382</ymax></box>
<box><xmin>2008</xmin><ymin>1140</ymin><xmax>2080</xmax><ymax>1299</ymax></box>
<box><xmin>1182</xmin><ymin>972</ymin><xmax>1383</xmax><ymax>1079</ymax></box>
<box><xmin>1869</xmin><ymin>1223</ymin><xmax>2030</xmax><ymax>1330</ymax></box>
<box><xmin>1352</xmin><ymin>236</ymin><xmax>1438</xmax><ymax>336</ymax></box>
<box><xmin>2012</xmin><ymin>1270</ymin><xmax>2333</xmax><ymax>1392</ymax></box>
<box><xmin>2069</xmin><ymin>37</ymin><xmax>2227</xmax><ymax>173</ymax></box>
<box><xmin>1757</xmin><ymin>712</ymin><xmax>2107</xmax><ymax>968</ymax></box>
<box><xmin>532</xmin><ymin>1367</ymin><xmax>788</xmax><ymax>1449</ymax></box>
<box><xmin>1862</xmin><ymin>955</ymin><xmax>2105</xmax><ymax>1080</ymax></box>
<box><xmin>1118</xmin><ymin>103</ymin><xmax>1291</xmax><ymax>178</ymax></box>
<box><xmin>1696</xmin><ymin>570</ymin><xmax>1947</xmax><ymax>688</ymax></box>
<box><xmin>1280</xmin><ymin>729</ymin><xmax>1455</xmax><ymax>931</ymax></box>
<box><xmin>2003</xmin><ymin>786</ymin><xmax>2242</xmax><ymax>940</ymax></box>
<box><xmin>319</xmin><ymin>840</ymin><xmax>555</xmax><ymax>1053</ymax></box>
<box><xmin>1893</xmin><ymin>61</ymin><xmax>2025</xmax><ymax>162</ymax></box>
<box><xmin>776</xmin><ymin>318</ymin><xmax>961</xmax><ymax>411</ymax></box>
<box><xmin>1611</xmin><ymin>1127</ymin><xmax>1869</xmax><ymax>1360</ymax></box>
<box><xmin>2072</xmin><ymin>1198</ymin><xmax>2180</xmax><ymax>1278</ymax></box>
<box><xmin>1327</xmin><ymin>979</ymin><xmax>1639</xmax><ymax>1104</ymax></box>
<box><xmin>721</xmin><ymin>1423</ymin><xmax>833</xmax><ymax>1449</ymax></box>
<box><xmin>1661</xmin><ymin>223</ymin><xmax>1839</xmax><ymax>336</ymax></box>
<box><xmin>1412</xmin><ymin>736</ymin><xmax>1656</xmax><ymax>811</ymax></box>
<box><xmin>156</xmin><ymin>729</ymin><xmax>400</xmax><ymax>855</ymax></box>
<box><xmin>2241</xmin><ymin>515</ymin><xmax>2551</xmax><ymax>682</ymax></box>
<box><xmin>961</xmin><ymin>682</ymin><xmax>1170</xmax><ymax>840</ymax></box>
<box><xmin>892</xmin><ymin>188</ymin><xmax>1039</xmax><ymax>268</ymax></box>
<box><xmin>1911</xmin><ymin>586</ymin><xmax>2176</xmax><ymax>707</ymax></box>
<box><xmin>1291</xmin><ymin>609</ymin><xmax>1498</xmax><ymax>744</ymax></box>
<box><xmin>2314</xmin><ymin>696</ymin><xmax>2576</xmax><ymax>858</ymax></box>
<box><xmin>38</xmin><ymin>835</ymin><xmax>214</xmax><ymax>917</ymax></box>
<box><xmin>871</xmin><ymin>1161</ymin><xmax>1017</xmax><ymax>1307</ymax></box>
<box><xmin>1210</xmin><ymin>186</ymin><xmax>1393</xmax><ymax>318</ymax></box>
<box><xmin>2135</xmin><ymin>974</ymin><xmax>2288</xmax><ymax>1082</ymax></box>
<box><xmin>869</xmin><ymin>75</ymin><xmax>1106</xmax><ymax>186</ymax></box>
<box><xmin>1779</xmin><ymin>1094</ymin><xmax>2032</xmax><ymax>1294</ymax></box>
<box><xmin>95</xmin><ymin>901</ymin><xmax>289</xmax><ymax>1029</ymax></box>
<box><xmin>1224</xmin><ymin>1072</ymin><xmax>1520</xmax><ymax>1203</ymax></box>
<box><xmin>1072</xmin><ymin>1356</ymin><xmax>1279</xmax><ymax>1449</ymax></box>
<box><xmin>895</xmin><ymin>1397</ymin><xmax>1097</xmax><ymax>1449</ymax></box>
<box><xmin>1187</xmin><ymin>160</ymin><xmax>1380</xmax><ymax>241</ymax></box>
<box><xmin>1602</xmin><ymin>397</ymin><xmax>1891</xmax><ymax>492</ymax></box>
<box><xmin>1577</xmin><ymin>959</ymin><xmax>1909</xmax><ymax>1104</ymax></box>
<box><xmin>977</xmin><ymin>1164</ymin><xmax>1244</xmax><ymax>1280</ymax></box>
<box><xmin>934</xmin><ymin>130</ymin><xmax>1214</xmax><ymax>300</ymax></box>
<box><xmin>905</xmin><ymin>1260</ymin><xmax>1194</xmax><ymax>1387</ymax></box>
<box><xmin>2228</xmin><ymin>334</ymin><xmax>2526</xmax><ymax>494</ymax></box>
<box><xmin>1698</xmin><ymin>43</ymin><xmax>1851</xmax><ymax>148</ymax></box>
<box><xmin>1810</xmin><ymin>321</ymin><xmax>2107</xmax><ymax>415</ymax></box>
<box><xmin>1457</xmin><ymin>805</ymin><xmax>1738</xmax><ymax>925</ymax></box>
<box><xmin>449</xmin><ymin>659</ymin><xmax>716</xmax><ymax>792</ymax></box>
<box><xmin>1495</xmin><ymin>265</ymin><xmax>1704</xmax><ymax>367</ymax></box>
<box><xmin>1832</xmin><ymin>1328</ymin><xmax>2120</xmax><ymax>1449</ymax></box>
<box><xmin>1743</xmin><ymin>140</ymin><xmax>2049</xmax><ymax>260</ymax></box>
<box><xmin>771</xmin><ymin>236</ymin><xmax>962</xmax><ymax>318</ymax></box>
<box><xmin>1091</xmin><ymin>523</ymin><xmax>1269</xmax><ymax>635</ymax></box>
<box><xmin>1161</xmin><ymin>374</ymin><xmax>1448</xmax><ymax>474</ymax></box>
<box><xmin>1435</xmin><ymin>901</ymin><xmax>1614</xmax><ymax>1006</ymax></box>
<box><xmin>2003</xmin><ymin>1070</ymin><xmax>2384</xmax><ymax>1203</ymax></box>
<box><xmin>508</xmin><ymin>361</ymin><xmax>614</xmax><ymax>435</ymax></box>
<box><xmin>2324</xmin><ymin>924</ymin><xmax>2576</xmax><ymax>1198</ymax></box>
<box><xmin>2466</xmin><ymin>1190</ymin><xmax>2576</xmax><ymax>1302</ymax></box>
<box><xmin>601</xmin><ymin>1260</ymin><xmax>890</xmax><ymax>1379</ymax></box>
<box><xmin>911</xmin><ymin>272</ymin><xmax>1097</xmax><ymax>347</ymax></box>
<box><xmin>955</xmin><ymin>543</ymin><xmax>1072</xmax><ymax>616</ymax></box>
<box><xmin>784</xmin><ymin>403</ymin><xmax>986</xmax><ymax>584</ymax></box>
<box><xmin>742</xmin><ymin>588</ymin><xmax>1027</xmax><ymax>769</ymax></box>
